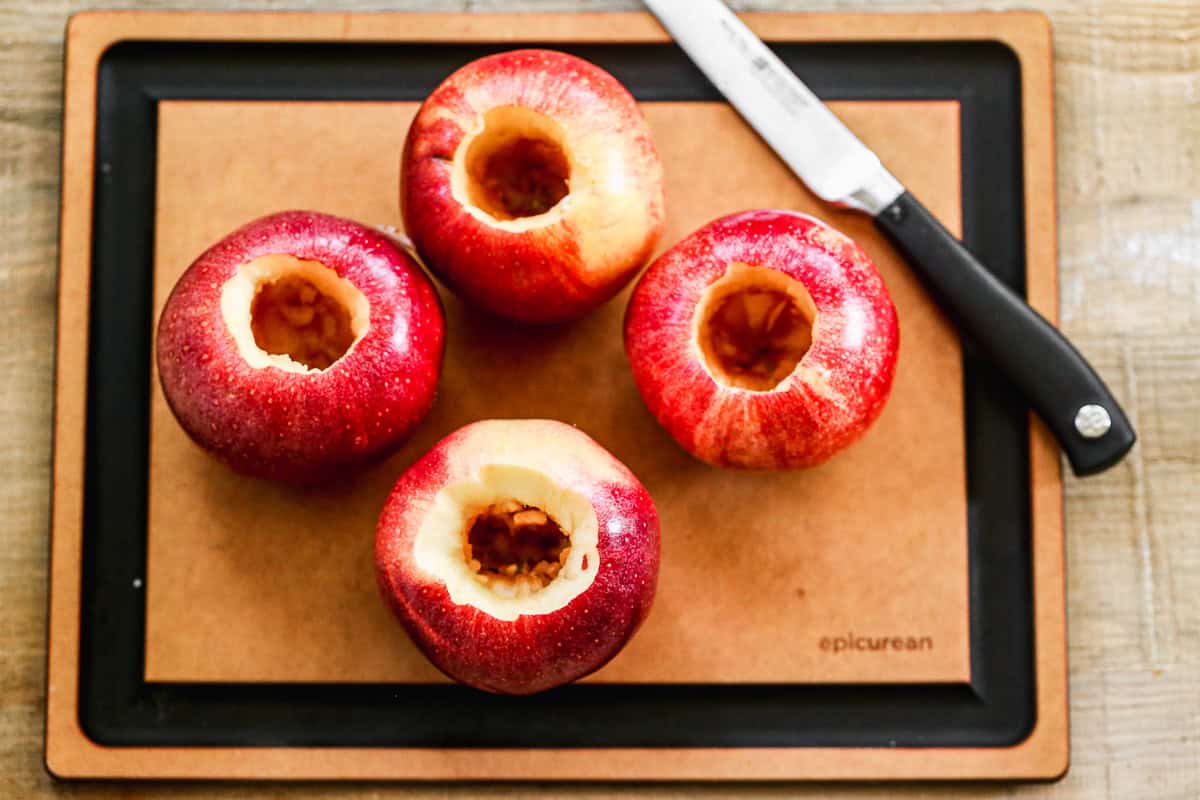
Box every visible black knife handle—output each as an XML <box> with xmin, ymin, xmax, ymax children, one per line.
<box><xmin>874</xmin><ymin>191</ymin><xmax>1135</xmax><ymax>476</ymax></box>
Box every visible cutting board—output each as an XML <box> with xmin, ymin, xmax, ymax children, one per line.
<box><xmin>47</xmin><ymin>10</ymin><xmax>1066</xmax><ymax>781</ymax></box>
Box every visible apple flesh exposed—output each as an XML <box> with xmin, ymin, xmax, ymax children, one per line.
<box><xmin>156</xmin><ymin>210</ymin><xmax>445</xmax><ymax>484</ymax></box>
<box><xmin>375</xmin><ymin>419</ymin><xmax>660</xmax><ymax>694</ymax></box>
<box><xmin>401</xmin><ymin>49</ymin><xmax>665</xmax><ymax>324</ymax></box>
<box><xmin>624</xmin><ymin>210</ymin><xmax>899</xmax><ymax>469</ymax></box>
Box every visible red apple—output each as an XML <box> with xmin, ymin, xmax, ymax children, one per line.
<box><xmin>375</xmin><ymin>419</ymin><xmax>659</xmax><ymax>695</ymax></box>
<box><xmin>156</xmin><ymin>210</ymin><xmax>445</xmax><ymax>484</ymax></box>
<box><xmin>624</xmin><ymin>210</ymin><xmax>899</xmax><ymax>469</ymax></box>
<box><xmin>401</xmin><ymin>48</ymin><xmax>664</xmax><ymax>324</ymax></box>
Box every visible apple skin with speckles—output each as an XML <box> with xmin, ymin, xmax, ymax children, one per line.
<box><xmin>156</xmin><ymin>210</ymin><xmax>445</xmax><ymax>484</ymax></box>
<box><xmin>375</xmin><ymin>419</ymin><xmax>660</xmax><ymax>695</ymax></box>
<box><xmin>401</xmin><ymin>48</ymin><xmax>664</xmax><ymax>324</ymax></box>
<box><xmin>624</xmin><ymin>209</ymin><xmax>899</xmax><ymax>470</ymax></box>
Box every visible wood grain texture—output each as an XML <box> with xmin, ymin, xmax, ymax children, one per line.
<box><xmin>1</xmin><ymin>0</ymin><xmax>1196</xmax><ymax>796</ymax></box>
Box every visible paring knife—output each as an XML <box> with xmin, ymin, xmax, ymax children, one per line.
<box><xmin>643</xmin><ymin>0</ymin><xmax>1136</xmax><ymax>476</ymax></box>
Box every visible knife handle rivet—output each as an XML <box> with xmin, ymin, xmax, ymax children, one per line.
<box><xmin>1074</xmin><ymin>404</ymin><xmax>1112</xmax><ymax>439</ymax></box>
<box><xmin>884</xmin><ymin>203</ymin><xmax>905</xmax><ymax>224</ymax></box>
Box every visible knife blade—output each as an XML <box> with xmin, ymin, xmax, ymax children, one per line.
<box><xmin>644</xmin><ymin>0</ymin><xmax>1135</xmax><ymax>476</ymax></box>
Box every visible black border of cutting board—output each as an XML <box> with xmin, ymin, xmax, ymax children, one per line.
<box><xmin>80</xmin><ymin>39</ymin><xmax>1032</xmax><ymax>749</ymax></box>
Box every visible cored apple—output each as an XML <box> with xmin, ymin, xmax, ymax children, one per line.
<box><xmin>156</xmin><ymin>210</ymin><xmax>445</xmax><ymax>484</ymax></box>
<box><xmin>401</xmin><ymin>48</ymin><xmax>664</xmax><ymax>324</ymax></box>
<box><xmin>624</xmin><ymin>210</ymin><xmax>899</xmax><ymax>469</ymax></box>
<box><xmin>375</xmin><ymin>419</ymin><xmax>659</xmax><ymax>694</ymax></box>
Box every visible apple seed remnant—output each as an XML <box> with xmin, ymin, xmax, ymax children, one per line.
<box><xmin>465</xmin><ymin>500</ymin><xmax>570</xmax><ymax>591</ymax></box>
<box><xmin>464</xmin><ymin>106</ymin><xmax>571</xmax><ymax>220</ymax></box>
<box><xmin>250</xmin><ymin>274</ymin><xmax>356</xmax><ymax>371</ymax></box>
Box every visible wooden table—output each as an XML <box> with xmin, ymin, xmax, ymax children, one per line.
<box><xmin>2</xmin><ymin>1</ymin><xmax>1196</xmax><ymax>796</ymax></box>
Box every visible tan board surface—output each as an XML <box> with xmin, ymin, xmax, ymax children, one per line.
<box><xmin>145</xmin><ymin>99</ymin><xmax>968</xmax><ymax>686</ymax></box>
<box><xmin>48</xmin><ymin>10</ymin><xmax>1065</xmax><ymax>780</ymax></box>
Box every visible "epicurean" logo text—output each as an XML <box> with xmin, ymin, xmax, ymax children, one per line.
<box><xmin>819</xmin><ymin>634</ymin><xmax>934</xmax><ymax>654</ymax></box>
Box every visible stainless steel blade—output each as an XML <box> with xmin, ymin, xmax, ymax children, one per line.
<box><xmin>643</xmin><ymin>0</ymin><xmax>904</xmax><ymax>215</ymax></box>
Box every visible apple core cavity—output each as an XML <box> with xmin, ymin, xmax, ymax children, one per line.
<box><xmin>412</xmin><ymin>464</ymin><xmax>600</xmax><ymax>621</ymax></box>
<box><xmin>695</xmin><ymin>261</ymin><xmax>817</xmax><ymax>391</ymax></box>
<box><xmin>465</xmin><ymin>500</ymin><xmax>571</xmax><ymax>588</ymax></box>
<box><xmin>220</xmin><ymin>254</ymin><xmax>370</xmax><ymax>374</ymax></box>
<box><xmin>455</xmin><ymin>105</ymin><xmax>572</xmax><ymax>225</ymax></box>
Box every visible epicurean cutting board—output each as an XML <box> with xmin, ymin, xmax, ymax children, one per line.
<box><xmin>48</xmin><ymin>10</ymin><xmax>1066</xmax><ymax>781</ymax></box>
